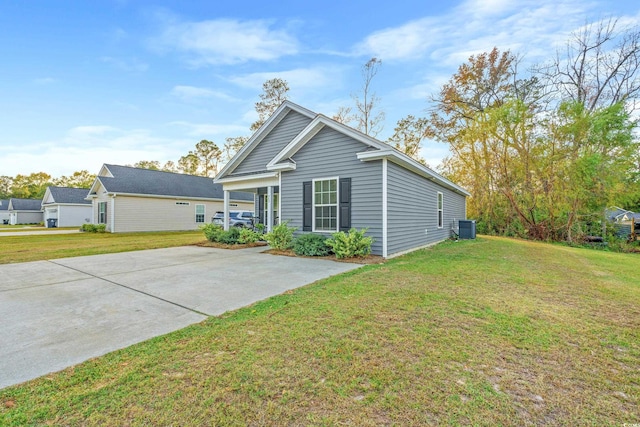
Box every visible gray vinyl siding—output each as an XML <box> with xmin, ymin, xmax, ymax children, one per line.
<box><xmin>232</xmin><ymin>111</ymin><xmax>312</xmax><ymax>175</ymax></box>
<box><xmin>387</xmin><ymin>161</ymin><xmax>466</xmax><ymax>255</ymax></box>
<box><xmin>280</xmin><ymin>126</ymin><xmax>383</xmax><ymax>255</ymax></box>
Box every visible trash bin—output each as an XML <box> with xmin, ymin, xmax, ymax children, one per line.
<box><xmin>459</xmin><ymin>220</ymin><xmax>476</xmax><ymax>239</ymax></box>
<box><xmin>47</xmin><ymin>218</ymin><xmax>58</xmax><ymax>228</ymax></box>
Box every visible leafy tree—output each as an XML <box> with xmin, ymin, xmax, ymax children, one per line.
<box><xmin>162</xmin><ymin>161</ymin><xmax>178</xmax><ymax>173</ymax></box>
<box><xmin>178</xmin><ymin>152</ymin><xmax>200</xmax><ymax>175</ymax></box>
<box><xmin>223</xmin><ymin>136</ymin><xmax>249</xmax><ymax>162</ymax></box>
<box><xmin>194</xmin><ymin>139</ymin><xmax>222</xmax><ymax>177</ymax></box>
<box><xmin>251</xmin><ymin>78</ymin><xmax>290</xmax><ymax>132</ymax></box>
<box><xmin>11</xmin><ymin>172</ymin><xmax>52</xmax><ymax>199</ymax></box>
<box><xmin>133</xmin><ymin>160</ymin><xmax>161</xmax><ymax>170</ymax></box>
<box><xmin>54</xmin><ymin>170</ymin><xmax>96</xmax><ymax>188</ymax></box>
<box><xmin>0</xmin><ymin>176</ymin><xmax>13</xmax><ymax>199</ymax></box>
<box><xmin>388</xmin><ymin>115</ymin><xmax>429</xmax><ymax>164</ymax></box>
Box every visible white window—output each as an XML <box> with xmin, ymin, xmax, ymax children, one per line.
<box><xmin>195</xmin><ymin>204</ymin><xmax>205</xmax><ymax>223</ymax></box>
<box><xmin>313</xmin><ymin>178</ymin><xmax>338</xmax><ymax>232</ymax></box>
<box><xmin>437</xmin><ymin>192</ymin><xmax>443</xmax><ymax>229</ymax></box>
<box><xmin>98</xmin><ymin>202</ymin><xmax>107</xmax><ymax>224</ymax></box>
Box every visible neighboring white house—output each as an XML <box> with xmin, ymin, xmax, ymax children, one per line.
<box><xmin>7</xmin><ymin>198</ymin><xmax>44</xmax><ymax>225</ymax></box>
<box><xmin>41</xmin><ymin>186</ymin><xmax>93</xmax><ymax>228</ymax></box>
<box><xmin>0</xmin><ymin>199</ymin><xmax>9</xmax><ymax>224</ymax></box>
<box><xmin>86</xmin><ymin>164</ymin><xmax>255</xmax><ymax>233</ymax></box>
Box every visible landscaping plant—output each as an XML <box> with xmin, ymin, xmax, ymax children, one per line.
<box><xmin>264</xmin><ymin>221</ymin><xmax>296</xmax><ymax>250</ymax></box>
<box><xmin>293</xmin><ymin>233</ymin><xmax>331</xmax><ymax>256</ymax></box>
<box><xmin>326</xmin><ymin>227</ymin><xmax>373</xmax><ymax>258</ymax></box>
<box><xmin>238</xmin><ymin>228</ymin><xmax>261</xmax><ymax>244</ymax></box>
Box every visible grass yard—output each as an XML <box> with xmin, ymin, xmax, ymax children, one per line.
<box><xmin>1</xmin><ymin>236</ymin><xmax>638</xmax><ymax>425</ymax></box>
<box><xmin>0</xmin><ymin>231</ymin><xmax>204</xmax><ymax>264</ymax></box>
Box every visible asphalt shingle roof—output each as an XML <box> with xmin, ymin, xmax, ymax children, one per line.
<box><xmin>100</xmin><ymin>164</ymin><xmax>253</xmax><ymax>201</ymax></box>
<box><xmin>46</xmin><ymin>186</ymin><xmax>91</xmax><ymax>205</ymax></box>
<box><xmin>0</xmin><ymin>199</ymin><xmax>8</xmax><ymax>211</ymax></box>
<box><xmin>9</xmin><ymin>198</ymin><xmax>42</xmax><ymax>211</ymax></box>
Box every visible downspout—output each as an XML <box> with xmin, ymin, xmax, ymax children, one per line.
<box><xmin>111</xmin><ymin>194</ymin><xmax>116</xmax><ymax>233</ymax></box>
<box><xmin>382</xmin><ymin>158</ymin><xmax>388</xmax><ymax>258</ymax></box>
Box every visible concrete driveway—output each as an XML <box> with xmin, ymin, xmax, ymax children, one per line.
<box><xmin>0</xmin><ymin>246</ymin><xmax>361</xmax><ymax>389</ymax></box>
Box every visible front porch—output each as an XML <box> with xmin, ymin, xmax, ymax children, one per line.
<box><xmin>219</xmin><ymin>172</ymin><xmax>280</xmax><ymax>232</ymax></box>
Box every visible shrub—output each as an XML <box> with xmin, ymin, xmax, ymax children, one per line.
<box><xmin>238</xmin><ymin>228</ymin><xmax>261</xmax><ymax>244</ymax></box>
<box><xmin>326</xmin><ymin>228</ymin><xmax>374</xmax><ymax>259</ymax></box>
<box><xmin>218</xmin><ymin>227</ymin><xmax>241</xmax><ymax>244</ymax></box>
<box><xmin>80</xmin><ymin>223</ymin><xmax>106</xmax><ymax>233</ymax></box>
<box><xmin>264</xmin><ymin>221</ymin><xmax>296</xmax><ymax>250</ymax></box>
<box><xmin>201</xmin><ymin>223</ymin><xmax>224</xmax><ymax>242</ymax></box>
<box><xmin>293</xmin><ymin>233</ymin><xmax>331</xmax><ymax>256</ymax></box>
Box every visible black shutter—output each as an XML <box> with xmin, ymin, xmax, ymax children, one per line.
<box><xmin>303</xmin><ymin>181</ymin><xmax>312</xmax><ymax>231</ymax></box>
<box><xmin>339</xmin><ymin>178</ymin><xmax>351</xmax><ymax>231</ymax></box>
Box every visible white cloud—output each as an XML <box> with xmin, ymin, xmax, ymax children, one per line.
<box><xmin>1</xmin><ymin>126</ymin><xmax>191</xmax><ymax>177</ymax></box>
<box><xmin>155</xmin><ymin>18</ymin><xmax>299</xmax><ymax>65</ymax></box>
<box><xmin>170</xmin><ymin>85</ymin><xmax>238</xmax><ymax>102</ymax></box>
<box><xmin>355</xmin><ymin>0</ymin><xmax>593</xmax><ymax>65</ymax></box>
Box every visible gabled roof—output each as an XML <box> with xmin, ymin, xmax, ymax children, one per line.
<box><xmin>88</xmin><ymin>164</ymin><xmax>253</xmax><ymax>201</ymax></box>
<box><xmin>216</xmin><ymin>101</ymin><xmax>316</xmax><ymax>180</ymax></box>
<box><xmin>43</xmin><ymin>186</ymin><xmax>91</xmax><ymax>206</ymax></box>
<box><xmin>216</xmin><ymin>101</ymin><xmax>469</xmax><ymax>196</ymax></box>
<box><xmin>0</xmin><ymin>199</ymin><xmax>8</xmax><ymax>211</ymax></box>
<box><xmin>8</xmin><ymin>198</ymin><xmax>43</xmax><ymax>211</ymax></box>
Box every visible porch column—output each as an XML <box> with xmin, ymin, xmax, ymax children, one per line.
<box><xmin>223</xmin><ymin>190</ymin><xmax>230</xmax><ymax>231</ymax></box>
<box><xmin>266</xmin><ymin>186</ymin><xmax>274</xmax><ymax>233</ymax></box>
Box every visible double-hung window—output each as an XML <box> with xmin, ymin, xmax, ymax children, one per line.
<box><xmin>98</xmin><ymin>202</ymin><xmax>107</xmax><ymax>224</ymax></box>
<box><xmin>437</xmin><ymin>192</ymin><xmax>443</xmax><ymax>228</ymax></box>
<box><xmin>313</xmin><ymin>178</ymin><xmax>338</xmax><ymax>231</ymax></box>
<box><xmin>195</xmin><ymin>204</ymin><xmax>205</xmax><ymax>223</ymax></box>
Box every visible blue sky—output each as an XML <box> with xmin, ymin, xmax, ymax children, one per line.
<box><xmin>1</xmin><ymin>0</ymin><xmax>638</xmax><ymax>177</ymax></box>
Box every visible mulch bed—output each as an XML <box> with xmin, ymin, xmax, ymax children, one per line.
<box><xmin>193</xmin><ymin>241</ymin><xmax>268</xmax><ymax>250</ymax></box>
<box><xmin>263</xmin><ymin>249</ymin><xmax>385</xmax><ymax>264</ymax></box>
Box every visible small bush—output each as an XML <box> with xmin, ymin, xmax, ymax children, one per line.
<box><xmin>238</xmin><ymin>228</ymin><xmax>261</xmax><ymax>244</ymax></box>
<box><xmin>264</xmin><ymin>221</ymin><xmax>296</xmax><ymax>250</ymax></box>
<box><xmin>201</xmin><ymin>223</ymin><xmax>224</xmax><ymax>242</ymax></box>
<box><xmin>326</xmin><ymin>228</ymin><xmax>374</xmax><ymax>259</ymax></box>
<box><xmin>293</xmin><ymin>233</ymin><xmax>331</xmax><ymax>256</ymax></box>
<box><xmin>80</xmin><ymin>223</ymin><xmax>106</xmax><ymax>233</ymax></box>
<box><xmin>218</xmin><ymin>227</ymin><xmax>241</xmax><ymax>244</ymax></box>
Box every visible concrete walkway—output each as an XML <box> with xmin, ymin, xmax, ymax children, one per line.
<box><xmin>0</xmin><ymin>246</ymin><xmax>361</xmax><ymax>389</ymax></box>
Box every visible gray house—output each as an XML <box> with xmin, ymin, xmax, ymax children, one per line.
<box><xmin>215</xmin><ymin>101</ymin><xmax>470</xmax><ymax>258</ymax></box>
<box><xmin>7</xmin><ymin>198</ymin><xmax>44</xmax><ymax>225</ymax></box>
<box><xmin>86</xmin><ymin>164</ymin><xmax>254</xmax><ymax>233</ymax></box>
<box><xmin>42</xmin><ymin>186</ymin><xmax>93</xmax><ymax>228</ymax></box>
<box><xmin>0</xmin><ymin>199</ymin><xmax>9</xmax><ymax>224</ymax></box>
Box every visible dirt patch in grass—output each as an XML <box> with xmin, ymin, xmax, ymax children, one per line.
<box><xmin>263</xmin><ymin>248</ymin><xmax>385</xmax><ymax>264</ymax></box>
<box><xmin>194</xmin><ymin>241</ymin><xmax>268</xmax><ymax>250</ymax></box>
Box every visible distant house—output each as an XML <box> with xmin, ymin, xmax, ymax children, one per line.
<box><xmin>86</xmin><ymin>164</ymin><xmax>254</xmax><ymax>233</ymax></box>
<box><xmin>606</xmin><ymin>206</ymin><xmax>640</xmax><ymax>240</ymax></box>
<box><xmin>41</xmin><ymin>186</ymin><xmax>92</xmax><ymax>228</ymax></box>
<box><xmin>0</xmin><ymin>199</ymin><xmax>9</xmax><ymax>224</ymax></box>
<box><xmin>215</xmin><ymin>101</ymin><xmax>470</xmax><ymax>258</ymax></box>
<box><xmin>7</xmin><ymin>198</ymin><xmax>44</xmax><ymax>225</ymax></box>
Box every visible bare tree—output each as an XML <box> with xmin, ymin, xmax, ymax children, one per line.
<box><xmin>352</xmin><ymin>57</ymin><xmax>385</xmax><ymax>137</ymax></box>
<box><xmin>537</xmin><ymin>18</ymin><xmax>640</xmax><ymax>111</ymax></box>
<box><xmin>332</xmin><ymin>106</ymin><xmax>355</xmax><ymax>125</ymax></box>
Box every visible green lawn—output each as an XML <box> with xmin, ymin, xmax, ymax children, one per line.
<box><xmin>1</xmin><ymin>236</ymin><xmax>638</xmax><ymax>425</ymax></box>
<box><xmin>0</xmin><ymin>231</ymin><xmax>204</xmax><ymax>264</ymax></box>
